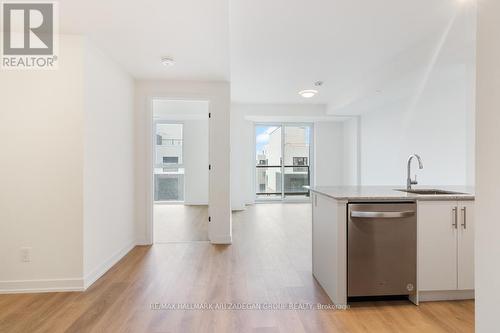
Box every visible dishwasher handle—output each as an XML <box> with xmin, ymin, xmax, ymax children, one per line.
<box><xmin>351</xmin><ymin>210</ymin><xmax>416</xmax><ymax>219</ymax></box>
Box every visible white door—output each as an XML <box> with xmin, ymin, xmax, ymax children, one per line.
<box><xmin>418</xmin><ymin>201</ymin><xmax>458</xmax><ymax>291</ymax></box>
<box><xmin>458</xmin><ymin>201</ymin><xmax>475</xmax><ymax>290</ymax></box>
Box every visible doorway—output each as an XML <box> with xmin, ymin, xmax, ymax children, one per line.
<box><xmin>152</xmin><ymin>99</ymin><xmax>209</xmax><ymax>242</ymax></box>
<box><xmin>255</xmin><ymin>123</ymin><xmax>313</xmax><ymax>201</ymax></box>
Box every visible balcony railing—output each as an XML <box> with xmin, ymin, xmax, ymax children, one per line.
<box><xmin>158</xmin><ymin>139</ymin><xmax>183</xmax><ymax>146</ymax></box>
<box><xmin>255</xmin><ymin>165</ymin><xmax>310</xmax><ymax>197</ymax></box>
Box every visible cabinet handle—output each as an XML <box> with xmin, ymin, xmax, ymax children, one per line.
<box><xmin>461</xmin><ymin>206</ymin><xmax>467</xmax><ymax>229</ymax></box>
<box><xmin>452</xmin><ymin>207</ymin><xmax>458</xmax><ymax>229</ymax></box>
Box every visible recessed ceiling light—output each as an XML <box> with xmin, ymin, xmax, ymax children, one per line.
<box><xmin>161</xmin><ymin>56</ymin><xmax>175</xmax><ymax>67</ymax></box>
<box><xmin>299</xmin><ymin>89</ymin><xmax>318</xmax><ymax>98</ymax></box>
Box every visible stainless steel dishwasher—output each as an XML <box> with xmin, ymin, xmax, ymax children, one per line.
<box><xmin>348</xmin><ymin>202</ymin><xmax>417</xmax><ymax>298</ymax></box>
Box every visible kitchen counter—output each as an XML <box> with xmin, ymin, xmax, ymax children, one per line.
<box><xmin>310</xmin><ymin>185</ymin><xmax>476</xmax><ymax>306</ymax></box>
<box><xmin>306</xmin><ymin>185</ymin><xmax>475</xmax><ymax>201</ymax></box>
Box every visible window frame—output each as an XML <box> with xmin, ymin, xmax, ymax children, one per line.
<box><xmin>253</xmin><ymin>122</ymin><xmax>314</xmax><ymax>202</ymax></box>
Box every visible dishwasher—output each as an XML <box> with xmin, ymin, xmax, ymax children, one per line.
<box><xmin>348</xmin><ymin>202</ymin><xmax>417</xmax><ymax>299</ymax></box>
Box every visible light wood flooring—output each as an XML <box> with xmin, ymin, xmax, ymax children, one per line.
<box><xmin>0</xmin><ymin>204</ymin><xmax>474</xmax><ymax>332</ymax></box>
<box><xmin>154</xmin><ymin>204</ymin><xmax>208</xmax><ymax>242</ymax></box>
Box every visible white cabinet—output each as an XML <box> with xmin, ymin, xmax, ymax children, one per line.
<box><xmin>418</xmin><ymin>201</ymin><xmax>458</xmax><ymax>291</ymax></box>
<box><xmin>418</xmin><ymin>200</ymin><xmax>474</xmax><ymax>292</ymax></box>
<box><xmin>458</xmin><ymin>201</ymin><xmax>474</xmax><ymax>290</ymax></box>
<box><xmin>311</xmin><ymin>193</ymin><xmax>347</xmax><ymax>305</ymax></box>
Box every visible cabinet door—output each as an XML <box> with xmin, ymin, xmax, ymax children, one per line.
<box><xmin>458</xmin><ymin>201</ymin><xmax>475</xmax><ymax>290</ymax></box>
<box><xmin>418</xmin><ymin>201</ymin><xmax>458</xmax><ymax>291</ymax></box>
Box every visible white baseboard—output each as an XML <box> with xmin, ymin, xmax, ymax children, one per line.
<box><xmin>210</xmin><ymin>234</ymin><xmax>232</xmax><ymax>244</ymax></box>
<box><xmin>0</xmin><ymin>278</ymin><xmax>84</xmax><ymax>294</ymax></box>
<box><xmin>0</xmin><ymin>242</ymin><xmax>137</xmax><ymax>294</ymax></box>
<box><xmin>419</xmin><ymin>290</ymin><xmax>475</xmax><ymax>302</ymax></box>
<box><xmin>135</xmin><ymin>240</ymin><xmax>153</xmax><ymax>246</ymax></box>
<box><xmin>83</xmin><ymin>241</ymin><xmax>136</xmax><ymax>289</ymax></box>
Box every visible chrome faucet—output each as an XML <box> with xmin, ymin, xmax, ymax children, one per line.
<box><xmin>406</xmin><ymin>154</ymin><xmax>424</xmax><ymax>190</ymax></box>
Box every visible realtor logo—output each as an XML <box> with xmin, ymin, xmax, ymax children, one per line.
<box><xmin>1</xmin><ymin>1</ymin><xmax>58</xmax><ymax>69</ymax></box>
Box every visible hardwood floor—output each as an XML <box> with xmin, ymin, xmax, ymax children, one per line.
<box><xmin>154</xmin><ymin>204</ymin><xmax>208</xmax><ymax>242</ymax></box>
<box><xmin>0</xmin><ymin>204</ymin><xmax>474</xmax><ymax>332</ymax></box>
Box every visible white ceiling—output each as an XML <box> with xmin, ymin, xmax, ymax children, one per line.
<box><xmin>59</xmin><ymin>0</ymin><xmax>476</xmax><ymax>113</ymax></box>
<box><xmin>59</xmin><ymin>0</ymin><xmax>229</xmax><ymax>81</ymax></box>
<box><xmin>230</xmin><ymin>0</ymin><xmax>476</xmax><ymax>111</ymax></box>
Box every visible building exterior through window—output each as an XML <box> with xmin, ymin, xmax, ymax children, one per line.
<box><xmin>154</xmin><ymin>123</ymin><xmax>184</xmax><ymax>201</ymax></box>
<box><xmin>255</xmin><ymin>124</ymin><xmax>312</xmax><ymax>200</ymax></box>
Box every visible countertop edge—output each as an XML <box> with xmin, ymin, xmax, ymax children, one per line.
<box><xmin>307</xmin><ymin>187</ymin><xmax>475</xmax><ymax>201</ymax></box>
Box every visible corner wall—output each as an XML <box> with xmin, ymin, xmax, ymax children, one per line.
<box><xmin>0</xmin><ymin>36</ymin><xmax>85</xmax><ymax>292</ymax></box>
<box><xmin>0</xmin><ymin>36</ymin><xmax>136</xmax><ymax>293</ymax></box>
<box><xmin>82</xmin><ymin>39</ymin><xmax>135</xmax><ymax>287</ymax></box>
<box><xmin>476</xmin><ymin>0</ymin><xmax>500</xmax><ymax>331</ymax></box>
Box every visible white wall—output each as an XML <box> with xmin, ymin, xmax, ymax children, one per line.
<box><xmin>314</xmin><ymin>119</ymin><xmax>359</xmax><ymax>187</ymax></box>
<box><xmin>82</xmin><ymin>39</ymin><xmax>135</xmax><ymax>287</ymax></box>
<box><xmin>314</xmin><ymin>122</ymin><xmax>344</xmax><ymax>186</ymax></box>
<box><xmin>359</xmin><ymin>68</ymin><xmax>474</xmax><ymax>186</ymax></box>
<box><xmin>357</xmin><ymin>6</ymin><xmax>475</xmax><ymax>187</ymax></box>
<box><xmin>0</xmin><ymin>36</ymin><xmax>85</xmax><ymax>292</ymax></box>
<box><xmin>230</xmin><ymin>104</ymin><xmax>254</xmax><ymax>210</ymax></box>
<box><xmin>182</xmin><ymin>119</ymin><xmax>209</xmax><ymax>204</ymax></box>
<box><xmin>359</xmin><ymin>68</ymin><xmax>472</xmax><ymax>186</ymax></box>
<box><xmin>135</xmin><ymin>81</ymin><xmax>231</xmax><ymax>244</ymax></box>
<box><xmin>476</xmin><ymin>1</ymin><xmax>500</xmax><ymax>331</ymax></box>
<box><xmin>343</xmin><ymin>117</ymin><xmax>360</xmax><ymax>185</ymax></box>
<box><xmin>0</xmin><ymin>36</ymin><xmax>136</xmax><ymax>293</ymax></box>
<box><xmin>231</xmin><ymin>104</ymin><xmax>358</xmax><ymax>210</ymax></box>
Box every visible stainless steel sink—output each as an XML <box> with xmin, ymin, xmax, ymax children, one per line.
<box><xmin>396</xmin><ymin>189</ymin><xmax>465</xmax><ymax>195</ymax></box>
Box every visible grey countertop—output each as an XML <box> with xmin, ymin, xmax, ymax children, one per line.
<box><xmin>306</xmin><ymin>185</ymin><xmax>475</xmax><ymax>201</ymax></box>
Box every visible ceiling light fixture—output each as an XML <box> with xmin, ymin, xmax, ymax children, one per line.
<box><xmin>161</xmin><ymin>56</ymin><xmax>175</xmax><ymax>67</ymax></box>
<box><xmin>299</xmin><ymin>89</ymin><xmax>318</xmax><ymax>98</ymax></box>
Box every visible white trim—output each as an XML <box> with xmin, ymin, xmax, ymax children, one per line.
<box><xmin>153</xmin><ymin>114</ymin><xmax>207</xmax><ymax>121</ymax></box>
<box><xmin>154</xmin><ymin>200</ymin><xmax>185</xmax><ymax>205</ymax></box>
<box><xmin>0</xmin><ymin>278</ymin><xmax>84</xmax><ymax>294</ymax></box>
<box><xmin>210</xmin><ymin>234</ymin><xmax>232</xmax><ymax>244</ymax></box>
<box><xmin>83</xmin><ymin>242</ymin><xmax>136</xmax><ymax>289</ymax></box>
<box><xmin>183</xmin><ymin>201</ymin><xmax>209</xmax><ymax>206</ymax></box>
<box><xmin>418</xmin><ymin>290</ymin><xmax>475</xmax><ymax>302</ymax></box>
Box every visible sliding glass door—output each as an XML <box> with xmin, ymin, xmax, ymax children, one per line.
<box><xmin>255</xmin><ymin>123</ymin><xmax>312</xmax><ymax>201</ymax></box>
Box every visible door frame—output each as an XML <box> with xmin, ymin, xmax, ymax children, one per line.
<box><xmin>148</xmin><ymin>97</ymin><xmax>211</xmax><ymax>244</ymax></box>
<box><xmin>253</xmin><ymin>122</ymin><xmax>314</xmax><ymax>203</ymax></box>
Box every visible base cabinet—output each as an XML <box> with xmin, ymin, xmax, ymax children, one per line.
<box><xmin>458</xmin><ymin>201</ymin><xmax>474</xmax><ymax>290</ymax></box>
<box><xmin>418</xmin><ymin>200</ymin><xmax>474</xmax><ymax>294</ymax></box>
